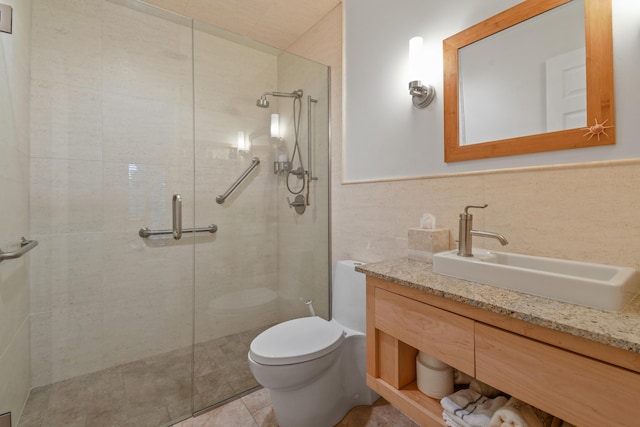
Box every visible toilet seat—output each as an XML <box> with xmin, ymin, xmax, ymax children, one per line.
<box><xmin>249</xmin><ymin>317</ymin><xmax>345</xmax><ymax>366</ymax></box>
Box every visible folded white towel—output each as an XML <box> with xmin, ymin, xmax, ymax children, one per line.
<box><xmin>489</xmin><ymin>397</ymin><xmax>554</xmax><ymax>427</ymax></box>
<box><xmin>443</xmin><ymin>410</ymin><xmax>472</xmax><ymax>427</ymax></box>
<box><xmin>441</xmin><ymin>389</ymin><xmax>508</xmax><ymax>427</ymax></box>
<box><xmin>469</xmin><ymin>379</ymin><xmax>502</xmax><ymax>398</ymax></box>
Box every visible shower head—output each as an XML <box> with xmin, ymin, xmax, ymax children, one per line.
<box><xmin>256</xmin><ymin>96</ymin><xmax>270</xmax><ymax>108</ymax></box>
<box><xmin>256</xmin><ymin>90</ymin><xmax>303</xmax><ymax>108</ymax></box>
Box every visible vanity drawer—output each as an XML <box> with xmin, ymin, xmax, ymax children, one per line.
<box><xmin>476</xmin><ymin>323</ymin><xmax>640</xmax><ymax>427</ymax></box>
<box><xmin>374</xmin><ymin>288</ymin><xmax>474</xmax><ymax>375</ymax></box>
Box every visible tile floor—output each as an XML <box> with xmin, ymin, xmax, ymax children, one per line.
<box><xmin>17</xmin><ymin>322</ymin><xmax>418</xmax><ymax>427</ymax></box>
<box><xmin>174</xmin><ymin>388</ymin><xmax>420</xmax><ymax>427</ymax></box>
<box><xmin>18</xmin><ymin>327</ymin><xmax>269</xmax><ymax>427</ymax></box>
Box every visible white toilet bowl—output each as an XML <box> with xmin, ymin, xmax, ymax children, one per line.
<box><xmin>247</xmin><ymin>260</ymin><xmax>378</xmax><ymax>427</ymax></box>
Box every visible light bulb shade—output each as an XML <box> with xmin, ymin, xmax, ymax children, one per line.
<box><xmin>237</xmin><ymin>131</ymin><xmax>248</xmax><ymax>152</ymax></box>
<box><xmin>409</xmin><ymin>36</ymin><xmax>425</xmax><ymax>83</ymax></box>
<box><xmin>270</xmin><ymin>114</ymin><xmax>280</xmax><ymax>138</ymax></box>
<box><xmin>408</xmin><ymin>36</ymin><xmax>435</xmax><ymax>108</ymax></box>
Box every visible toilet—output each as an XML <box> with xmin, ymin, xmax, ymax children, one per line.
<box><xmin>247</xmin><ymin>260</ymin><xmax>378</xmax><ymax>427</ymax></box>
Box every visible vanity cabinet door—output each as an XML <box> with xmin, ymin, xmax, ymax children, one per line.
<box><xmin>374</xmin><ymin>288</ymin><xmax>475</xmax><ymax>375</ymax></box>
<box><xmin>475</xmin><ymin>323</ymin><xmax>640</xmax><ymax>427</ymax></box>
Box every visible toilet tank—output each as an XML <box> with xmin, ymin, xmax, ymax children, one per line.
<box><xmin>332</xmin><ymin>260</ymin><xmax>367</xmax><ymax>333</ymax></box>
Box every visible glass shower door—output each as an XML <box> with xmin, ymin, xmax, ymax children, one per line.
<box><xmin>26</xmin><ymin>0</ymin><xmax>197</xmax><ymax>425</ymax></box>
<box><xmin>92</xmin><ymin>1</ymin><xmax>197</xmax><ymax>424</ymax></box>
<box><xmin>191</xmin><ymin>21</ymin><xmax>330</xmax><ymax>413</ymax></box>
<box><xmin>24</xmin><ymin>0</ymin><xmax>330</xmax><ymax>424</ymax></box>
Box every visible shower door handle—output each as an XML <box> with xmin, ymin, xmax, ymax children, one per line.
<box><xmin>173</xmin><ymin>193</ymin><xmax>182</xmax><ymax>240</ymax></box>
<box><xmin>139</xmin><ymin>194</ymin><xmax>218</xmax><ymax>239</ymax></box>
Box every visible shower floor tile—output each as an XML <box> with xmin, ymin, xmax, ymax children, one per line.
<box><xmin>17</xmin><ymin>326</ymin><xmax>268</xmax><ymax>427</ymax></box>
<box><xmin>18</xmin><ymin>323</ymin><xmax>419</xmax><ymax>426</ymax></box>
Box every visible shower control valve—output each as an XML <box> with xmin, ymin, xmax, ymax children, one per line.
<box><xmin>290</xmin><ymin>167</ymin><xmax>306</xmax><ymax>178</ymax></box>
<box><xmin>287</xmin><ymin>195</ymin><xmax>306</xmax><ymax>215</ymax></box>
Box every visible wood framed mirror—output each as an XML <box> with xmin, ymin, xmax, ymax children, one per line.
<box><xmin>443</xmin><ymin>0</ymin><xmax>614</xmax><ymax>163</ymax></box>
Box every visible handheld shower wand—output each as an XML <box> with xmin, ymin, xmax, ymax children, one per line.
<box><xmin>256</xmin><ymin>89</ymin><xmax>307</xmax><ymax>204</ymax></box>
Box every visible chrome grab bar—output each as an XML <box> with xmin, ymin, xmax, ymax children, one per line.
<box><xmin>173</xmin><ymin>194</ymin><xmax>182</xmax><ymax>240</ymax></box>
<box><xmin>138</xmin><ymin>224</ymin><xmax>217</xmax><ymax>239</ymax></box>
<box><xmin>0</xmin><ymin>237</ymin><xmax>39</xmax><ymax>263</ymax></box>
<box><xmin>216</xmin><ymin>157</ymin><xmax>260</xmax><ymax>204</ymax></box>
<box><xmin>139</xmin><ymin>193</ymin><xmax>218</xmax><ymax>239</ymax></box>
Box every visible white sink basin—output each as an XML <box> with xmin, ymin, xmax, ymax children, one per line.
<box><xmin>432</xmin><ymin>249</ymin><xmax>640</xmax><ymax>311</ymax></box>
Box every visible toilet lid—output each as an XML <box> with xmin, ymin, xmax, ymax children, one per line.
<box><xmin>249</xmin><ymin>317</ymin><xmax>345</xmax><ymax>366</ymax></box>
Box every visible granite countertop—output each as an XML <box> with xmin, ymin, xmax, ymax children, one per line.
<box><xmin>357</xmin><ymin>257</ymin><xmax>640</xmax><ymax>354</ymax></box>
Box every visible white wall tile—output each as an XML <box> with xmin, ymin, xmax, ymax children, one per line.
<box><xmin>102</xmin><ymin>1</ymin><xmax>192</xmax><ymax>103</ymax></box>
<box><xmin>50</xmin><ymin>304</ymin><xmax>103</xmax><ymax>382</ymax></box>
<box><xmin>30</xmin><ymin>158</ymin><xmax>103</xmax><ymax>234</ymax></box>
<box><xmin>0</xmin><ymin>262</ymin><xmax>29</xmax><ymax>356</ymax></box>
<box><xmin>30</xmin><ymin>304</ymin><xmax>104</xmax><ymax>386</ymax></box>
<box><xmin>102</xmin><ymin>231</ymin><xmax>193</xmax><ymax>301</ymax></box>
<box><xmin>30</xmin><ymin>0</ymin><xmax>102</xmax><ymax>90</ymax></box>
<box><xmin>48</xmin><ymin>233</ymin><xmax>104</xmax><ymax>311</ymax></box>
<box><xmin>102</xmin><ymin>92</ymin><xmax>193</xmax><ymax>165</ymax></box>
<box><xmin>30</xmin><ymin>312</ymin><xmax>52</xmax><ymax>387</ymax></box>
<box><xmin>0</xmin><ymin>318</ymin><xmax>30</xmax><ymax>420</ymax></box>
<box><xmin>102</xmin><ymin>287</ymin><xmax>193</xmax><ymax>367</ymax></box>
<box><xmin>102</xmin><ymin>161</ymin><xmax>195</xmax><ymax>233</ymax></box>
<box><xmin>30</xmin><ymin>80</ymin><xmax>102</xmax><ymax>161</ymax></box>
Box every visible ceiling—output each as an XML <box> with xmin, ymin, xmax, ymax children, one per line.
<box><xmin>144</xmin><ymin>0</ymin><xmax>342</xmax><ymax>50</ymax></box>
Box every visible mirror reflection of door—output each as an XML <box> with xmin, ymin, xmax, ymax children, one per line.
<box><xmin>457</xmin><ymin>0</ymin><xmax>585</xmax><ymax>146</ymax></box>
<box><xmin>545</xmin><ymin>48</ymin><xmax>587</xmax><ymax>132</ymax></box>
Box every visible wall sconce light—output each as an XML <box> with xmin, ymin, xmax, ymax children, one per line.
<box><xmin>408</xmin><ymin>36</ymin><xmax>435</xmax><ymax>109</ymax></box>
<box><xmin>269</xmin><ymin>114</ymin><xmax>290</xmax><ymax>174</ymax></box>
<box><xmin>237</xmin><ymin>131</ymin><xmax>250</xmax><ymax>153</ymax></box>
<box><xmin>270</xmin><ymin>114</ymin><xmax>280</xmax><ymax>139</ymax></box>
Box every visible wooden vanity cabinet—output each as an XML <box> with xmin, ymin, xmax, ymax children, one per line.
<box><xmin>374</xmin><ymin>286</ymin><xmax>474</xmax><ymax>375</ymax></box>
<box><xmin>365</xmin><ymin>276</ymin><xmax>640</xmax><ymax>427</ymax></box>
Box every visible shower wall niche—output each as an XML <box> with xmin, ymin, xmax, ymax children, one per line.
<box><xmin>25</xmin><ymin>0</ymin><xmax>330</xmax><ymax>423</ymax></box>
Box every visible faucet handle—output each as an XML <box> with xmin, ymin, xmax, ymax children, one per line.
<box><xmin>463</xmin><ymin>204</ymin><xmax>488</xmax><ymax>216</ymax></box>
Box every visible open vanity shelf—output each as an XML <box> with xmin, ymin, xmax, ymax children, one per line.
<box><xmin>364</xmin><ymin>275</ymin><xmax>640</xmax><ymax>427</ymax></box>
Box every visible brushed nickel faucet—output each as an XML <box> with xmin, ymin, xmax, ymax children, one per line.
<box><xmin>457</xmin><ymin>204</ymin><xmax>508</xmax><ymax>257</ymax></box>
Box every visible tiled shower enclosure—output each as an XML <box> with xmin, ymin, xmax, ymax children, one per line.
<box><xmin>21</xmin><ymin>0</ymin><xmax>330</xmax><ymax>424</ymax></box>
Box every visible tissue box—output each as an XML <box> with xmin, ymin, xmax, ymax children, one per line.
<box><xmin>408</xmin><ymin>228</ymin><xmax>449</xmax><ymax>263</ymax></box>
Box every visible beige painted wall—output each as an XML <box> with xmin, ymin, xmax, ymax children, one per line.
<box><xmin>288</xmin><ymin>4</ymin><xmax>640</xmax><ymax>275</ymax></box>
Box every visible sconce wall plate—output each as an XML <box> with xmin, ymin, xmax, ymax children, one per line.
<box><xmin>409</xmin><ymin>80</ymin><xmax>435</xmax><ymax>108</ymax></box>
